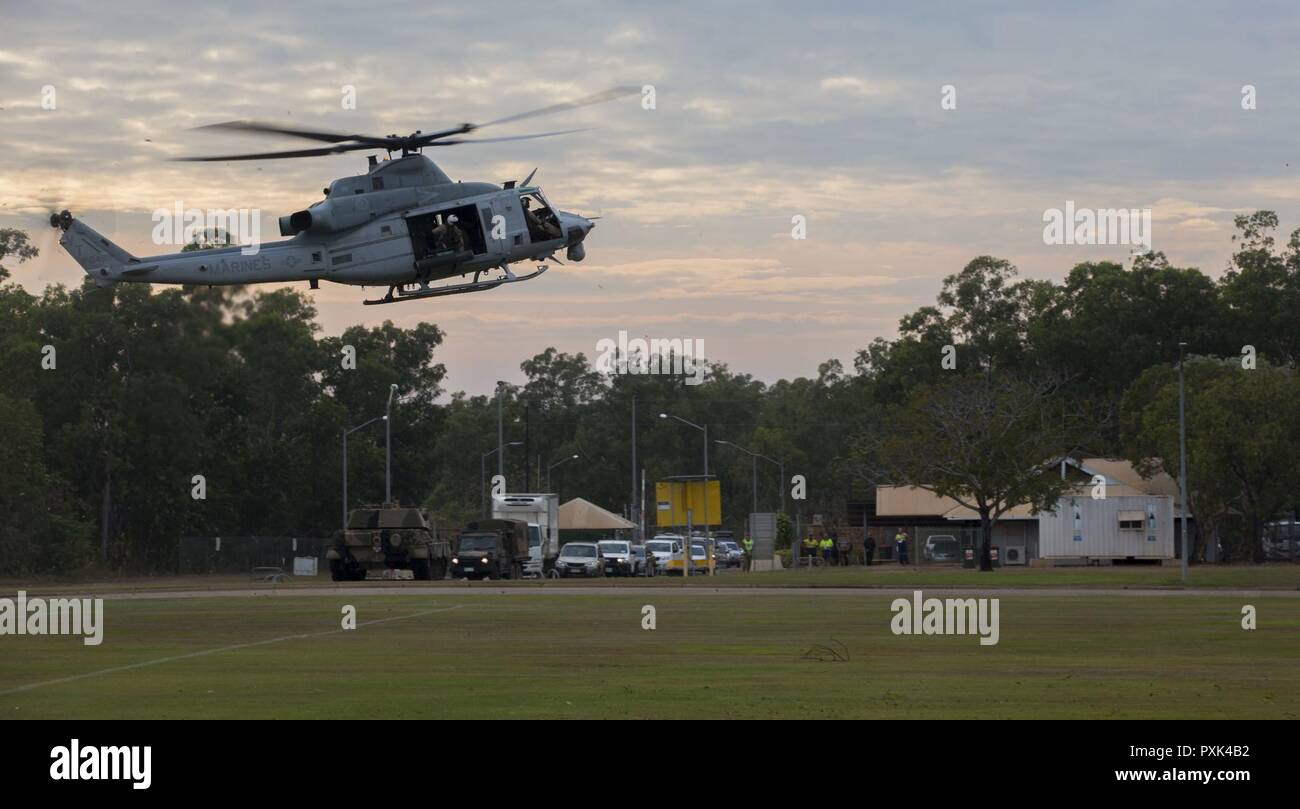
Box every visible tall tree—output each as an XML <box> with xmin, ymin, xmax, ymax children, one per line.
<box><xmin>851</xmin><ymin>372</ymin><xmax>1104</xmax><ymax>570</ymax></box>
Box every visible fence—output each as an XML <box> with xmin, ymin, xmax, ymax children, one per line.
<box><xmin>178</xmin><ymin>536</ymin><xmax>329</xmax><ymax>575</ymax></box>
<box><xmin>790</xmin><ymin>524</ymin><xmax>986</xmax><ymax>566</ymax></box>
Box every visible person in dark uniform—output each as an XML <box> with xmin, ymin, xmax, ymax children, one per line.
<box><xmin>864</xmin><ymin>533</ymin><xmax>876</xmax><ymax>566</ymax></box>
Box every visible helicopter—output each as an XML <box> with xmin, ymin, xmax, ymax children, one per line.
<box><xmin>49</xmin><ymin>87</ymin><xmax>634</xmax><ymax>305</ymax></box>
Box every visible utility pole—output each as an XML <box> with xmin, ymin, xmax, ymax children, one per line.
<box><xmin>496</xmin><ymin>381</ymin><xmax>505</xmax><ymax>481</ymax></box>
<box><xmin>661</xmin><ymin>412</ymin><xmax>712</xmax><ymax>542</ymax></box>
<box><xmin>345</xmin><ymin>414</ymin><xmax>387</xmax><ymax>530</ymax></box>
<box><xmin>385</xmin><ymin>384</ymin><xmax>397</xmax><ymax>504</ymax></box>
<box><xmin>1178</xmin><ymin>341</ymin><xmax>1189</xmax><ymax>583</ymax></box>
<box><xmin>631</xmin><ymin>395</ymin><xmax>637</xmax><ymax>531</ymax></box>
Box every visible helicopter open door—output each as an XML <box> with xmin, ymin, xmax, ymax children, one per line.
<box><xmin>518</xmin><ymin>189</ymin><xmax>564</xmax><ymax>246</ymax></box>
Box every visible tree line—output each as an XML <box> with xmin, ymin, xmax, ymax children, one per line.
<box><xmin>0</xmin><ymin>211</ymin><xmax>1297</xmax><ymax>573</ymax></box>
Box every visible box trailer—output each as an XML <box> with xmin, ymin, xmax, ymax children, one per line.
<box><xmin>1038</xmin><ymin>495</ymin><xmax>1173</xmax><ymax>561</ymax></box>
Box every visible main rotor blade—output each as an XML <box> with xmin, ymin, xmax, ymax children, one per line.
<box><xmin>191</xmin><ymin>120</ymin><xmax>394</xmax><ymax>147</ymax></box>
<box><xmin>479</xmin><ymin>86</ymin><xmax>639</xmax><ymax>129</ymax></box>
<box><xmin>172</xmin><ymin>143</ymin><xmax>377</xmax><ymax>162</ymax></box>
<box><xmin>429</xmin><ymin>128</ymin><xmax>591</xmax><ymax>146</ymax></box>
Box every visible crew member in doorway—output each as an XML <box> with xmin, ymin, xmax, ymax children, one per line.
<box><xmin>432</xmin><ymin>214</ymin><xmax>467</xmax><ymax>253</ymax></box>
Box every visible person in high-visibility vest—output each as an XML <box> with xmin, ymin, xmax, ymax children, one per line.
<box><xmin>895</xmin><ymin>530</ymin><xmax>910</xmax><ymax>565</ymax></box>
<box><xmin>742</xmin><ymin>535</ymin><xmax>753</xmax><ymax>571</ymax></box>
<box><xmin>820</xmin><ymin>535</ymin><xmax>834</xmax><ymax>565</ymax></box>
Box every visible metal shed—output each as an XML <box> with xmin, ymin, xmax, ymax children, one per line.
<box><xmin>1037</xmin><ymin>495</ymin><xmax>1174</xmax><ymax>560</ymax></box>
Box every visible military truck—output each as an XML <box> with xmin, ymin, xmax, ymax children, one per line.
<box><xmin>327</xmin><ymin>504</ymin><xmax>450</xmax><ymax>581</ymax></box>
<box><xmin>451</xmin><ymin>518</ymin><xmax>530</xmax><ymax>580</ymax></box>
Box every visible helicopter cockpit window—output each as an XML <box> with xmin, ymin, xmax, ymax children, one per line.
<box><xmin>520</xmin><ymin>192</ymin><xmax>562</xmax><ymax>243</ymax></box>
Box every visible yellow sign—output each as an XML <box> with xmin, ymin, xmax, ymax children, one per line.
<box><xmin>655</xmin><ymin>480</ymin><xmax>722</xmax><ymax>528</ymax></box>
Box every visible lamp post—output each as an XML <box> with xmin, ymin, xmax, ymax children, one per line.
<box><xmin>496</xmin><ymin>381</ymin><xmax>506</xmax><ymax>479</ymax></box>
<box><xmin>546</xmin><ymin>453</ymin><xmax>580</xmax><ymax>491</ymax></box>
<box><xmin>1178</xmin><ymin>341</ymin><xmax>1188</xmax><ymax>583</ymax></box>
<box><xmin>482</xmin><ymin>441</ymin><xmax>522</xmax><ymax>518</ymax></box>
<box><xmin>715</xmin><ymin>440</ymin><xmax>785</xmax><ymax>515</ymax></box>
<box><xmin>660</xmin><ymin>412</ymin><xmax>709</xmax><ymax>541</ymax></box>
<box><xmin>343</xmin><ymin>415</ymin><xmax>387</xmax><ymax>531</ymax></box>
<box><xmin>385</xmin><ymin>384</ymin><xmax>397</xmax><ymax>505</ymax></box>
<box><xmin>715</xmin><ymin>440</ymin><xmax>758</xmax><ymax>517</ymax></box>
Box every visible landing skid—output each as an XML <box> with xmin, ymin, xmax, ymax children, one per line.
<box><xmin>363</xmin><ymin>264</ymin><xmax>548</xmax><ymax>305</ymax></box>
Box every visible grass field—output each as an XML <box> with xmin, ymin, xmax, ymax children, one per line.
<box><xmin>5</xmin><ymin>562</ymin><xmax>1300</xmax><ymax>597</ymax></box>
<box><xmin>2</xmin><ymin>589</ymin><xmax>1297</xmax><ymax>719</ymax></box>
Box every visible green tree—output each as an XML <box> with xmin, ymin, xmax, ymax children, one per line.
<box><xmin>1122</xmin><ymin>358</ymin><xmax>1300</xmax><ymax>562</ymax></box>
<box><xmin>851</xmin><ymin>372</ymin><xmax>1104</xmax><ymax>570</ymax></box>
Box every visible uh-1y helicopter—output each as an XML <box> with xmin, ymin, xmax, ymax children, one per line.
<box><xmin>49</xmin><ymin>87</ymin><xmax>635</xmax><ymax>305</ymax></box>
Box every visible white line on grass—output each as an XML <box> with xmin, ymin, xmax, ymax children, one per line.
<box><xmin>0</xmin><ymin>604</ymin><xmax>465</xmax><ymax>697</ymax></box>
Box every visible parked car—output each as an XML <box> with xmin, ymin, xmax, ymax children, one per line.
<box><xmin>716</xmin><ymin>540</ymin><xmax>743</xmax><ymax>568</ymax></box>
<box><xmin>597</xmin><ymin>539</ymin><xmax>636</xmax><ymax>576</ymax></box>
<box><xmin>923</xmin><ymin>534</ymin><xmax>961</xmax><ymax>562</ymax></box>
<box><xmin>644</xmin><ymin>535</ymin><xmax>686</xmax><ymax>574</ymax></box>
<box><xmin>631</xmin><ymin>544</ymin><xmax>657</xmax><ymax>576</ymax></box>
<box><xmin>556</xmin><ymin>542</ymin><xmax>605</xmax><ymax>577</ymax></box>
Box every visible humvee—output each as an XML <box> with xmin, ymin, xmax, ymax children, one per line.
<box><xmin>327</xmin><ymin>504</ymin><xmax>450</xmax><ymax>581</ymax></box>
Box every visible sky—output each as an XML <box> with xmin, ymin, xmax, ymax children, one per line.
<box><xmin>3</xmin><ymin>0</ymin><xmax>1299</xmax><ymax>395</ymax></box>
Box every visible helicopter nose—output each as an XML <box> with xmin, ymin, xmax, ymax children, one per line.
<box><xmin>559</xmin><ymin>212</ymin><xmax>593</xmax><ymax>262</ymax></box>
<box><xmin>560</xmin><ymin>212</ymin><xmax>594</xmax><ymax>245</ymax></box>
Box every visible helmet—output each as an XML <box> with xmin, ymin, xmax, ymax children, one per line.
<box><xmin>446</xmin><ymin>214</ymin><xmax>458</xmax><ymax>224</ymax></box>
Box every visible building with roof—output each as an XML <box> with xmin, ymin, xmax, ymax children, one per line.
<box><xmin>872</xmin><ymin>458</ymin><xmax>1182</xmax><ymax>564</ymax></box>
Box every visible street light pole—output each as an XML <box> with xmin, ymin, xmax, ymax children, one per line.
<box><xmin>1178</xmin><ymin>341</ymin><xmax>1189</xmax><ymax>583</ymax></box>
<box><xmin>626</xmin><ymin>395</ymin><xmax>631</xmax><ymax>535</ymax></box>
<box><xmin>661</xmin><ymin>412</ymin><xmax>710</xmax><ymax>541</ymax></box>
<box><xmin>385</xmin><ymin>384</ymin><xmax>397</xmax><ymax>505</ymax></box>
<box><xmin>715</xmin><ymin>439</ymin><xmax>784</xmax><ymax>514</ymax></box>
<box><xmin>482</xmin><ymin>441</ymin><xmax>522</xmax><ymax>518</ymax></box>
<box><xmin>715</xmin><ymin>440</ymin><xmax>757</xmax><ymax>516</ymax></box>
<box><xmin>343</xmin><ymin>415</ymin><xmax>387</xmax><ymax>532</ymax></box>
<box><xmin>496</xmin><ymin>381</ymin><xmax>506</xmax><ymax>480</ymax></box>
<box><xmin>546</xmin><ymin>453</ymin><xmax>580</xmax><ymax>491</ymax></box>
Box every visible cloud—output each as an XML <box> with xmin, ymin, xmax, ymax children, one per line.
<box><xmin>3</xmin><ymin>2</ymin><xmax>1300</xmax><ymax>395</ymax></box>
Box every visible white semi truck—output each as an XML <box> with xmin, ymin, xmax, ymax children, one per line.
<box><xmin>491</xmin><ymin>493</ymin><xmax>560</xmax><ymax>578</ymax></box>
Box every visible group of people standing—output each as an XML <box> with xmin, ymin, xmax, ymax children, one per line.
<box><xmin>798</xmin><ymin>528</ymin><xmax>913</xmax><ymax>566</ymax></box>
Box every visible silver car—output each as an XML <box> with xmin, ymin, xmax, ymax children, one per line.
<box><xmin>716</xmin><ymin>540</ymin><xmax>744</xmax><ymax>568</ymax></box>
<box><xmin>556</xmin><ymin>542</ymin><xmax>605</xmax><ymax>578</ymax></box>
<box><xmin>597</xmin><ymin>540</ymin><xmax>635</xmax><ymax>576</ymax></box>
